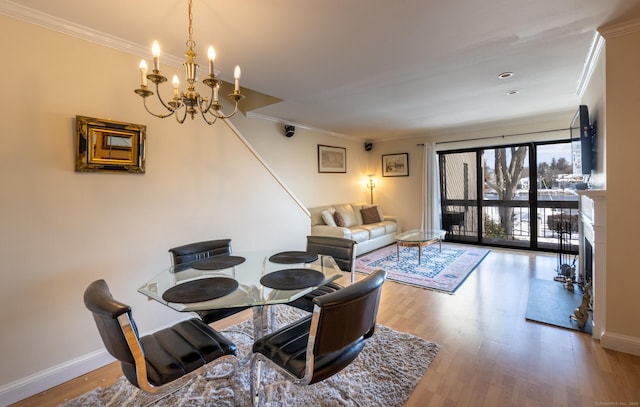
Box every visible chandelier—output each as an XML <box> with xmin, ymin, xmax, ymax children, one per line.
<box><xmin>134</xmin><ymin>0</ymin><xmax>244</xmax><ymax>125</ymax></box>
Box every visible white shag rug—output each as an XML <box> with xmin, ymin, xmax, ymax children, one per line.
<box><xmin>61</xmin><ymin>305</ymin><xmax>440</xmax><ymax>406</ymax></box>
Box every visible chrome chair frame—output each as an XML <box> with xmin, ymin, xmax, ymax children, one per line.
<box><xmin>250</xmin><ymin>269</ymin><xmax>386</xmax><ymax>406</ymax></box>
<box><xmin>116</xmin><ymin>312</ymin><xmax>238</xmax><ymax>396</ymax></box>
<box><xmin>84</xmin><ymin>280</ymin><xmax>238</xmax><ymax>405</ymax></box>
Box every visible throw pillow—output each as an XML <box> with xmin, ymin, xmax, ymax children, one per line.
<box><xmin>333</xmin><ymin>211</ymin><xmax>346</xmax><ymax>227</ymax></box>
<box><xmin>361</xmin><ymin>206</ymin><xmax>382</xmax><ymax>224</ymax></box>
<box><xmin>321</xmin><ymin>210</ymin><xmax>337</xmax><ymax>226</ymax></box>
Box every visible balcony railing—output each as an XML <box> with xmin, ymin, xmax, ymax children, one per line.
<box><xmin>442</xmin><ymin>200</ymin><xmax>579</xmax><ymax>253</ymax></box>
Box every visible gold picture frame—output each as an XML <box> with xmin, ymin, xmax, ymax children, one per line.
<box><xmin>75</xmin><ymin>116</ymin><xmax>146</xmax><ymax>173</ymax></box>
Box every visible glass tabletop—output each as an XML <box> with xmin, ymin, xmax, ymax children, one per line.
<box><xmin>396</xmin><ymin>229</ymin><xmax>446</xmax><ymax>243</ymax></box>
<box><xmin>138</xmin><ymin>250</ymin><xmax>343</xmax><ymax>313</ymax></box>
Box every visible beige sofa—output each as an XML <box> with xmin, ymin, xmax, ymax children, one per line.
<box><xmin>309</xmin><ymin>202</ymin><xmax>400</xmax><ymax>255</ymax></box>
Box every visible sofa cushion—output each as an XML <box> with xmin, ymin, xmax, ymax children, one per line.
<box><xmin>333</xmin><ymin>211</ymin><xmax>346</xmax><ymax>227</ymax></box>
<box><xmin>358</xmin><ymin>224</ymin><xmax>386</xmax><ymax>239</ymax></box>
<box><xmin>361</xmin><ymin>206</ymin><xmax>382</xmax><ymax>224</ymax></box>
<box><xmin>379</xmin><ymin>220</ymin><xmax>398</xmax><ymax>234</ymax></box>
<box><xmin>310</xmin><ymin>205</ymin><xmax>335</xmax><ymax>226</ymax></box>
<box><xmin>348</xmin><ymin>228</ymin><xmax>371</xmax><ymax>243</ymax></box>
<box><xmin>334</xmin><ymin>204</ymin><xmax>358</xmax><ymax>227</ymax></box>
<box><xmin>321</xmin><ymin>210</ymin><xmax>336</xmax><ymax>226</ymax></box>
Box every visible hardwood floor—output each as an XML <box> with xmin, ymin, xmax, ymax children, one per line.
<box><xmin>11</xmin><ymin>247</ymin><xmax>640</xmax><ymax>406</ymax></box>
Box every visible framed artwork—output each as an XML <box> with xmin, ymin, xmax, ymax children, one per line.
<box><xmin>318</xmin><ymin>145</ymin><xmax>347</xmax><ymax>173</ymax></box>
<box><xmin>382</xmin><ymin>153</ymin><xmax>409</xmax><ymax>177</ymax></box>
<box><xmin>75</xmin><ymin>115</ymin><xmax>146</xmax><ymax>173</ymax></box>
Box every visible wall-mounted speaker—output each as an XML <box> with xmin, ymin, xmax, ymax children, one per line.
<box><xmin>364</xmin><ymin>142</ymin><xmax>373</xmax><ymax>151</ymax></box>
<box><xmin>284</xmin><ymin>124</ymin><xmax>295</xmax><ymax>138</ymax></box>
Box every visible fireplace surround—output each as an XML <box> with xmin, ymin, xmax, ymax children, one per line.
<box><xmin>577</xmin><ymin>189</ymin><xmax>606</xmax><ymax>339</ymax></box>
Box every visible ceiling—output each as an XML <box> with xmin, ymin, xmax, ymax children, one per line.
<box><xmin>4</xmin><ymin>0</ymin><xmax>640</xmax><ymax>141</ymax></box>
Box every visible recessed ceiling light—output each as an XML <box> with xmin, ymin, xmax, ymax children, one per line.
<box><xmin>498</xmin><ymin>72</ymin><xmax>514</xmax><ymax>79</ymax></box>
<box><xmin>506</xmin><ymin>90</ymin><xmax>519</xmax><ymax>95</ymax></box>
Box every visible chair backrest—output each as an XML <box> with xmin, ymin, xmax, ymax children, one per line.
<box><xmin>169</xmin><ymin>239</ymin><xmax>232</xmax><ymax>265</ymax></box>
<box><xmin>310</xmin><ymin>269</ymin><xmax>386</xmax><ymax>369</ymax></box>
<box><xmin>83</xmin><ymin>279</ymin><xmax>138</xmax><ymax>367</ymax></box>
<box><xmin>306</xmin><ymin>236</ymin><xmax>357</xmax><ymax>275</ymax></box>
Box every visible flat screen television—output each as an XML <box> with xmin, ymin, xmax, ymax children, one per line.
<box><xmin>570</xmin><ymin>104</ymin><xmax>593</xmax><ymax>175</ymax></box>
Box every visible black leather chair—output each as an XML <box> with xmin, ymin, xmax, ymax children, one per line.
<box><xmin>250</xmin><ymin>269</ymin><xmax>386</xmax><ymax>406</ymax></box>
<box><xmin>83</xmin><ymin>279</ymin><xmax>238</xmax><ymax>397</ymax></box>
<box><xmin>168</xmin><ymin>239</ymin><xmax>250</xmax><ymax>325</ymax></box>
<box><xmin>306</xmin><ymin>235</ymin><xmax>358</xmax><ymax>282</ymax></box>
<box><xmin>287</xmin><ymin>236</ymin><xmax>357</xmax><ymax>312</ymax></box>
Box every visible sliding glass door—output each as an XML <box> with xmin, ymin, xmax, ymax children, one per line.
<box><xmin>439</xmin><ymin>151</ymin><xmax>478</xmax><ymax>243</ymax></box>
<box><xmin>481</xmin><ymin>145</ymin><xmax>532</xmax><ymax>247</ymax></box>
<box><xmin>439</xmin><ymin>140</ymin><xmax>578</xmax><ymax>254</ymax></box>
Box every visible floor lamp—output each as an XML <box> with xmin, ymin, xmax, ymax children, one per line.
<box><xmin>367</xmin><ymin>175</ymin><xmax>376</xmax><ymax>204</ymax></box>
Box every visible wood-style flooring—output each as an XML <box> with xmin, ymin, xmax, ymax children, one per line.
<box><xmin>10</xmin><ymin>247</ymin><xmax>640</xmax><ymax>406</ymax></box>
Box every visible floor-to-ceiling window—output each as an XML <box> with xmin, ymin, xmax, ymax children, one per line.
<box><xmin>439</xmin><ymin>140</ymin><xmax>579</xmax><ymax>254</ymax></box>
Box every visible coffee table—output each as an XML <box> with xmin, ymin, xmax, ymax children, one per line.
<box><xmin>396</xmin><ymin>229</ymin><xmax>447</xmax><ymax>264</ymax></box>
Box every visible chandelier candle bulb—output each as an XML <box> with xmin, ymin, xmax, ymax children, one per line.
<box><xmin>151</xmin><ymin>41</ymin><xmax>160</xmax><ymax>71</ymax></box>
<box><xmin>234</xmin><ymin>66</ymin><xmax>241</xmax><ymax>91</ymax></box>
<box><xmin>207</xmin><ymin>46</ymin><xmax>215</xmax><ymax>76</ymax></box>
<box><xmin>172</xmin><ymin>75</ymin><xmax>180</xmax><ymax>97</ymax></box>
<box><xmin>139</xmin><ymin>60</ymin><xmax>148</xmax><ymax>86</ymax></box>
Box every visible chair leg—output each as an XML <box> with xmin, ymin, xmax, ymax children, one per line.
<box><xmin>250</xmin><ymin>356</ymin><xmax>263</xmax><ymax>407</ymax></box>
<box><xmin>269</xmin><ymin>304</ymin><xmax>276</xmax><ymax>332</ymax></box>
<box><xmin>252</xmin><ymin>306</ymin><xmax>271</xmax><ymax>339</ymax></box>
<box><xmin>202</xmin><ymin>355</ymin><xmax>239</xmax><ymax>380</ymax></box>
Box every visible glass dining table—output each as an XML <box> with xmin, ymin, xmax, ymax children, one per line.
<box><xmin>138</xmin><ymin>250</ymin><xmax>344</xmax><ymax>339</ymax></box>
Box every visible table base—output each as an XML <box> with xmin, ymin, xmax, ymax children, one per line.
<box><xmin>396</xmin><ymin>237</ymin><xmax>442</xmax><ymax>264</ymax></box>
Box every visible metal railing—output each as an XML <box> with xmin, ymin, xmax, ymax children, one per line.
<box><xmin>442</xmin><ymin>200</ymin><xmax>579</xmax><ymax>252</ymax></box>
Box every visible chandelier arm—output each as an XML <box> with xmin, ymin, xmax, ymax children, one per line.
<box><xmin>199</xmin><ymin>108</ymin><xmax>218</xmax><ymax>125</ymax></box>
<box><xmin>198</xmin><ymin>92</ymin><xmax>214</xmax><ymax>115</ymax></box>
<box><xmin>198</xmin><ymin>98</ymin><xmax>213</xmax><ymax>114</ymax></box>
<box><xmin>175</xmin><ymin>106</ymin><xmax>188</xmax><ymax>124</ymax></box>
<box><xmin>153</xmin><ymin>81</ymin><xmax>180</xmax><ymax>113</ymax></box>
<box><xmin>207</xmin><ymin>101</ymin><xmax>239</xmax><ymax>119</ymax></box>
<box><xmin>142</xmin><ymin>97</ymin><xmax>176</xmax><ymax>119</ymax></box>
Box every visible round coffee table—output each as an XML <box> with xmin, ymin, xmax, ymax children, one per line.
<box><xmin>396</xmin><ymin>229</ymin><xmax>446</xmax><ymax>264</ymax></box>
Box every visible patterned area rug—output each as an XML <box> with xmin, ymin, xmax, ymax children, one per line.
<box><xmin>60</xmin><ymin>305</ymin><xmax>440</xmax><ymax>407</ymax></box>
<box><xmin>356</xmin><ymin>243</ymin><xmax>490</xmax><ymax>293</ymax></box>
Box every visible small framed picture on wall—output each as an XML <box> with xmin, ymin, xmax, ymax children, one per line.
<box><xmin>318</xmin><ymin>145</ymin><xmax>347</xmax><ymax>173</ymax></box>
<box><xmin>382</xmin><ymin>153</ymin><xmax>409</xmax><ymax>177</ymax></box>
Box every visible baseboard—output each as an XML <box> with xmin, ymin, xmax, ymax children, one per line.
<box><xmin>0</xmin><ymin>349</ymin><xmax>114</xmax><ymax>406</ymax></box>
<box><xmin>600</xmin><ymin>331</ymin><xmax>640</xmax><ymax>357</ymax></box>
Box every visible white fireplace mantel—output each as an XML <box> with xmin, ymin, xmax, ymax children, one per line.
<box><xmin>577</xmin><ymin>189</ymin><xmax>606</xmax><ymax>339</ymax></box>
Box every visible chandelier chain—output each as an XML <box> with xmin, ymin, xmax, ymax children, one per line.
<box><xmin>186</xmin><ymin>0</ymin><xmax>195</xmax><ymax>51</ymax></box>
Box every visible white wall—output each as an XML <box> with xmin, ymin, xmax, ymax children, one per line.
<box><xmin>238</xmin><ymin>121</ymin><xmax>371</xmax><ymax>207</ymax></box>
<box><xmin>599</xmin><ymin>24</ymin><xmax>640</xmax><ymax>348</ymax></box>
<box><xmin>0</xmin><ymin>15</ymin><xmax>369</xmax><ymax>404</ymax></box>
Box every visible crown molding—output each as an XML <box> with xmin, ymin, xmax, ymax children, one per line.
<box><xmin>0</xmin><ymin>0</ymin><xmax>183</xmax><ymax>67</ymax></box>
<box><xmin>577</xmin><ymin>32</ymin><xmax>605</xmax><ymax>97</ymax></box>
<box><xmin>598</xmin><ymin>17</ymin><xmax>640</xmax><ymax>39</ymax></box>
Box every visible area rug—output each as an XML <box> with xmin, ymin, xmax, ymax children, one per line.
<box><xmin>60</xmin><ymin>305</ymin><xmax>440</xmax><ymax>407</ymax></box>
<box><xmin>355</xmin><ymin>243</ymin><xmax>490</xmax><ymax>294</ymax></box>
<box><xmin>525</xmin><ymin>278</ymin><xmax>592</xmax><ymax>333</ymax></box>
